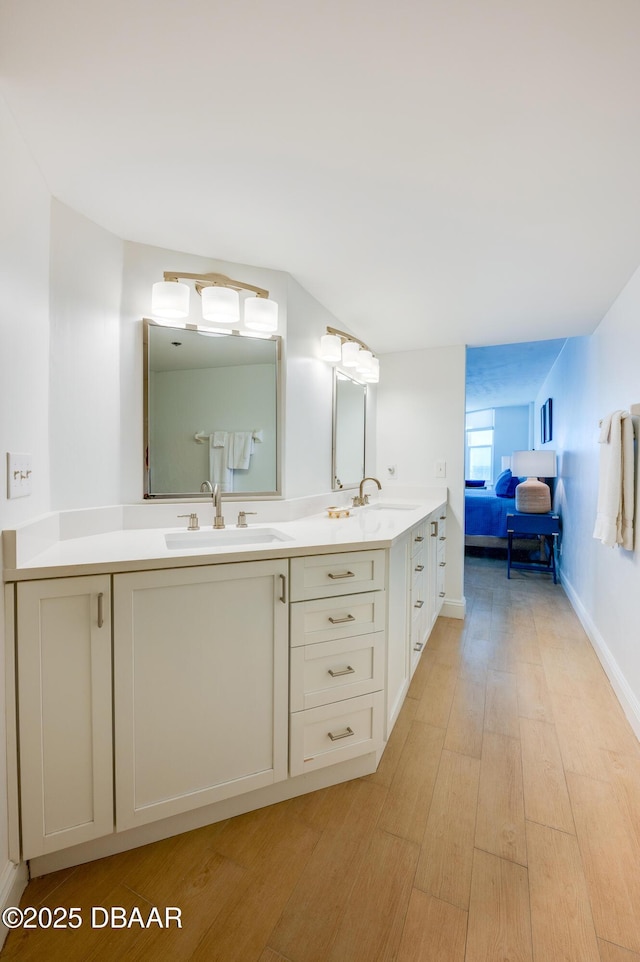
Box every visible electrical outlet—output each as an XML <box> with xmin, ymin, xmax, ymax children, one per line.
<box><xmin>7</xmin><ymin>452</ymin><xmax>33</xmax><ymax>499</ymax></box>
<box><xmin>435</xmin><ymin>460</ymin><xmax>446</xmax><ymax>478</ymax></box>
<box><xmin>386</xmin><ymin>464</ymin><xmax>398</xmax><ymax>479</ymax></box>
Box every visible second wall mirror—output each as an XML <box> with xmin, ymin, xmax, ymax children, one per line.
<box><xmin>332</xmin><ymin>370</ymin><xmax>366</xmax><ymax>490</ymax></box>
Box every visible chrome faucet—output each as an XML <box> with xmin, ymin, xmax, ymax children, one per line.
<box><xmin>352</xmin><ymin>476</ymin><xmax>382</xmax><ymax>507</ymax></box>
<box><xmin>200</xmin><ymin>480</ymin><xmax>225</xmax><ymax>529</ymax></box>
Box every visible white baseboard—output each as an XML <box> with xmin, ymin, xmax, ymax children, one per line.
<box><xmin>561</xmin><ymin>571</ymin><xmax>640</xmax><ymax>741</ymax></box>
<box><xmin>441</xmin><ymin>597</ymin><xmax>466</xmax><ymax>620</ymax></box>
<box><xmin>0</xmin><ymin>859</ymin><xmax>28</xmax><ymax>949</ymax></box>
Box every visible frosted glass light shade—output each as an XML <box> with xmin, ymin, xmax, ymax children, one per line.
<box><xmin>152</xmin><ymin>281</ymin><xmax>190</xmax><ymax>319</ymax></box>
<box><xmin>244</xmin><ymin>296</ymin><xmax>278</xmax><ymax>332</ymax></box>
<box><xmin>511</xmin><ymin>449</ymin><xmax>557</xmax><ymax>479</ymax></box>
<box><xmin>341</xmin><ymin>341</ymin><xmax>360</xmax><ymax>367</ymax></box>
<box><xmin>356</xmin><ymin>349</ymin><xmax>373</xmax><ymax>375</ymax></box>
<box><xmin>320</xmin><ymin>333</ymin><xmax>342</xmax><ymax>362</ymax></box>
<box><xmin>201</xmin><ymin>286</ymin><xmax>240</xmax><ymax>324</ymax></box>
<box><xmin>363</xmin><ymin>356</ymin><xmax>380</xmax><ymax>383</ymax></box>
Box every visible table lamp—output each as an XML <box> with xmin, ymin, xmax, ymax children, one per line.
<box><xmin>511</xmin><ymin>450</ymin><xmax>557</xmax><ymax>513</ymax></box>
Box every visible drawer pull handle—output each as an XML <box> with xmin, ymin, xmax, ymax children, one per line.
<box><xmin>414</xmin><ymin>535</ymin><xmax>424</xmax><ymax>543</ymax></box>
<box><xmin>328</xmin><ymin>571</ymin><xmax>355</xmax><ymax>580</ymax></box>
<box><xmin>328</xmin><ymin>614</ymin><xmax>356</xmax><ymax>625</ymax></box>
<box><xmin>328</xmin><ymin>726</ymin><xmax>355</xmax><ymax>742</ymax></box>
<box><xmin>439</xmin><ymin>591</ymin><xmax>446</xmax><ymax>597</ymax></box>
<box><xmin>414</xmin><ymin>564</ymin><xmax>424</xmax><ymax>572</ymax></box>
<box><xmin>439</xmin><ymin>561</ymin><xmax>446</xmax><ymax>567</ymax></box>
<box><xmin>328</xmin><ymin>665</ymin><xmax>356</xmax><ymax>678</ymax></box>
<box><xmin>439</xmin><ymin>536</ymin><xmax>446</xmax><ymax>541</ymax></box>
<box><xmin>414</xmin><ymin>641</ymin><xmax>424</xmax><ymax>651</ymax></box>
<box><xmin>414</xmin><ymin>599</ymin><xmax>424</xmax><ymax>608</ymax></box>
<box><xmin>440</xmin><ymin>514</ymin><xmax>446</xmax><ymax>520</ymax></box>
<box><xmin>279</xmin><ymin>573</ymin><xmax>287</xmax><ymax>604</ymax></box>
<box><xmin>97</xmin><ymin>592</ymin><xmax>105</xmax><ymax>628</ymax></box>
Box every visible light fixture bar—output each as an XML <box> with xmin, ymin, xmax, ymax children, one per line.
<box><xmin>162</xmin><ymin>271</ymin><xmax>270</xmax><ymax>299</ymax></box>
<box><xmin>325</xmin><ymin>325</ymin><xmax>372</xmax><ymax>353</ymax></box>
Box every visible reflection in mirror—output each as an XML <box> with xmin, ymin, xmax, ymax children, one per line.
<box><xmin>144</xmin><ymin>320</ymin><xmax>281</xmax><ymax>498</ymax></box>
<box><xmin>332</xmin><ymin>370</ymin><xmax>366</xmax><ymax>490</ymax></box>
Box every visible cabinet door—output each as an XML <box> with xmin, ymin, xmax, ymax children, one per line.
<box><xmin>17</xmin><ymin>575</ymin><xmax>113</xmax><ymax>859</ymax></box>
<box><xmin>114</xmin><ymin>559</ymin><xmax>288</xmax><ymax>831</ymax></box>
<box><xmin>386</xmin><ymin>533</ymin><xmax>410</xmax><ymax>735</ymax></box>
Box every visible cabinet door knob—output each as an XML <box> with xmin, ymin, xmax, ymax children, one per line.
<box><xmin>328</xmin><ymin>665</ymin><xmax>356</xmax><ymax>677</ymax></box>
<box><xmin>328</xmin><ymin>726</ymin><xmax>355</xmax><ymax>742</ymax></box>
<box><xmin>327</xmin><ymin>570</ymin><xmax>355</xmax><ymax>580</ymax></box>
<box><xmin>328</xmin><ymin>614</ymin><xmax>356</xmax><ymax>625</ymax></box>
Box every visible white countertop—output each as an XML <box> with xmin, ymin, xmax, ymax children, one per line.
<box><xmin>3</xmin><ymin>497</ymin><xmax>447</xmax><ymax>581</ymax></box>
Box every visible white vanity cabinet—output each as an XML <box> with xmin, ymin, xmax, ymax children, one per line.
<box><xmin>410</xmin><ymin>519</ymin><xmax>430</xmax><ymax>673</ymax></box>
<box><xmin>113</xmin><ymin>558</ymin><xmax>288</xmax><ymax>831</ymax></box>
<box><xmin>289</xmin><ymin>550</ymin><xmax>385</xmax><ymax>775</ymax></box>
<box><xmin>16</xmin><ymin>575</ymin><xmax>113</xmax><ymax>859</ymax></box>
<box><xmin>435</xmin><ymin>509</ymin><xmax>447</xmax><ymax>618</ymax></box>
<box><xmin>386</xmin><ymin>531</ymin><xmax>411</xmax><ymax>734</ymax></box>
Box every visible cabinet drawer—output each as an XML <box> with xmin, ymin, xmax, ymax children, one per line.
<box><xmin>290</xmin><ymin>591</ymin><xmax>385</xmax><ymax>647</ymax></box>
<box><xmin>289</xmin><ymin>691</ymin><xmax>384</xmax><ymax>776</ymax></box>
<box><xmin>290</xmin><ymin>632</ymin><xmax>384</xmax><ymax>711</ymax></box>
<box><xmin>289</xmin><ymin>550</ymin><xmax>385</xmax><ymax>601</ymax></box>
<box><xmin>411</xmin><ymin>522</ymin><xmax>428</xmax><ymax>557</ymax></box>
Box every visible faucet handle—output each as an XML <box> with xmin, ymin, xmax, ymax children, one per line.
<box><xmin>236</xmin><ymin>511</ymin><xmax>257</xmax><ymax>528</ymax></box>
<box><xmin>178</xmin><ymin>513</ymin><xmax>200</xmax><ymax>530</ymax></box>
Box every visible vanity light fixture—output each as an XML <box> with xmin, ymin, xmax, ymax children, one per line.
<box><xmin>320</xmin><ymin>326</ymin><xmax>380</xmax><ymax>383</ymax></box>
<box><xmin>151</xmin><ymin>271</ymin><xmax>278</xmax><ymax>332</ymax></box>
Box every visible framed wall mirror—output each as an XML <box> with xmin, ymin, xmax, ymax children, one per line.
<box><xmin>332</xmin><ymin>370</ymin><xmax>366</xmax><ymax>490</ymax></box>
<box><xmin>144</xmin><ymin>319</ymin><xmax>281</xmax><ymax>498</ymax></box>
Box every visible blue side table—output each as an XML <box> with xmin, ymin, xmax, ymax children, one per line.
<box><xmin>506</xmin><ymin>512</ymin><xmax>560</xmax><ymax>583</ymax></box>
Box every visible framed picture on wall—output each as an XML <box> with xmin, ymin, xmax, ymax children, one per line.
<box><xmin>541</xmin><ymin>397</ymin><xmax>553</xmax><ymax>443</ymax></box>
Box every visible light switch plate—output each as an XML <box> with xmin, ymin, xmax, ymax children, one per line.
<box><xmin>435</xmin><ymin>460</ymin><xmax>446</xmax><ymax>478</ymax></box>
<box><xmin>7</xmin><ymin>452</ymin><xmax>33</xmax><ymax>499</ymax></box>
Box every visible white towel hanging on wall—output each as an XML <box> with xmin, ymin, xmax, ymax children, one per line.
<box><xmin>593</xmin><ymin>410</ymin><xmax>635</xmax><ymax>549</ymax></box>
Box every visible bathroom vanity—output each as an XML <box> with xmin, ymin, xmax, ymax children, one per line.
<box><xmin>3</xmin><ymin>496</ymin><xmax>447</xmax><ymax>874</ymax></box>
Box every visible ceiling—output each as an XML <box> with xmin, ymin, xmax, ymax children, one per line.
<box><xmin>2</xmin><ymin>0</ymin><xmax>640</xmax><ymax>354</ymax></box>
<box><xmin>465</xmin><ymin>338</ymin><xmax>566</xmax><ymax>410</ymax></box>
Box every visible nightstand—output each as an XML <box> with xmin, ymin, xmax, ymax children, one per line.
<box><xmin>506</xmin><ymin>512</ymin><xmax>560</xmax><ymax>583</ymax></box>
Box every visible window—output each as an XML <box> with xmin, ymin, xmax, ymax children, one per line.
<box><xmin>466</xmin><ymin>409</ymin><xmax>494</xmax><ymax>481</ymax></box>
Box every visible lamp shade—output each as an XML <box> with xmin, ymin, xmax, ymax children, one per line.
<box><xmin>152</xmin><ymin>281</ymin><xmax>190</xmax><ymax>319</ymax></box>
<box><xmin>341</xmin><ymin>341</ymin><xmax>360</xmax><ymax>367</ymax></box>
<box><xmin>320</xmin><ymin>333</ymin><xmax>342</xmax><ymax>362</ymax></box>
<box><xmin>201</xmin><ymin>286</ymin><xmax>240</xmax><ymax>324</ymax></box>
<box><xmin>363</xmin><ymin>356</ymin><xmax>380</xmax><ymax>383</ymax></box>
<box><xmin>356</xmin><ymin>349</ymin><xmax>373</xmax><ymax>375</ymax></box>
<box><xmin>511</xmin><ymin>450</ymin><xmax>557</xmax><ymax>478</ymax></box>
<box><xmin>244</xmin><ymin>296</ymin><xmax>278</xmax><ymax>332</ymax></box>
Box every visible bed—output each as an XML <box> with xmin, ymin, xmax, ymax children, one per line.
<box><xmin>464</xmin><ymin>487</ymin><xmax>517</xmax><ymax>546</ymax></box>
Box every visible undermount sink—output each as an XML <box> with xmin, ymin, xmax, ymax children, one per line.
<box><xmin>368</xmin><ymin>503</ymin><xmax>419</xmax><ymax>511</ymax></box>
<box><xmin>165</xmin><ymin>527</ymin><xmax>293</xmax><ymax>550</ymax></box>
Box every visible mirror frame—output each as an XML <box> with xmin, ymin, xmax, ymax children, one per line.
<box><xmin>331</xmin><ymin>368</ymin><xmax>367</xmax><ymax>491</ymax></box>
<box><xmin>143</xmin><ymin>318</ymin><xmax>283</xmax><ymax>499</ymax></box>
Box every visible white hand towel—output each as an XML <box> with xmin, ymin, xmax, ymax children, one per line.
<box><xmin>209</xmin><ymin>433</ymin><xmax>232</xmax><ymax>491</ymax></box>
<box><xmin>593</xmin><ymin>410</ymin><xmax>635</xmax><ymax>549</ymax></box>
<box><xmin>228</xmin><ymin>431</ymin><xmax>254</xmax><ymax>470</ymax></box>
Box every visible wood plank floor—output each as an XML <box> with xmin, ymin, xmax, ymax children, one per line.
<box><xmin>4</xmin><ymin>554</ymin><xmax>640</xmax><ymax>961</ymax></box>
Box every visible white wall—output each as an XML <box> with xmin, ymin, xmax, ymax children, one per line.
<box><xmin>49</xmin><ymin>201</ymin><xmax>123</xmax><ymax>509</ymax></box>
<box><xmin>375</xmin><ymin>345</ymin><xmax>466</xmax><ymax>613</ymax></box>
<box><xmin>493</xmin><ymin>404</ymin><xmax>530</xmax><ymax>481</ymax></box>
<box><xmin>0</xmin><ymin>93</ymin><xmax>51</xmax><ymax>924</ymax></box>
<box><xmin>535</xmin><ymin>281</ymin><xmax>640</xmax><ymax>735</ymax></box>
